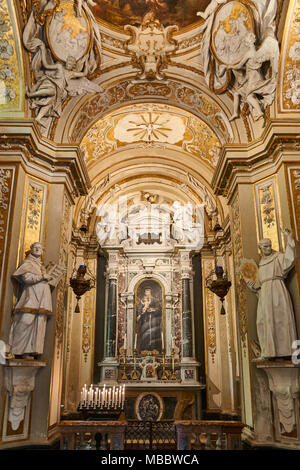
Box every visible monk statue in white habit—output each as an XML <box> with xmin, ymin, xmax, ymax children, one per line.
<box><xmin>9</xmin><ymin>242</ymin><xmax>53</xmax><ymax>358</ymax></box>
<box><xmin>246</xmin><ymin>228</ymin><xmax>297</xmax><ymax>359</ymax></box>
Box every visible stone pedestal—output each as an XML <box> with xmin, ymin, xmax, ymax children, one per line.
<box><xmin>2</xmin><ymin>359</ymin><xmax>47</xmax><ymax>442</ymax></box>
<box><xmin>243</xmin><ymin>360</ymin><xmax>300</xmax><ymax>449</ymax></box>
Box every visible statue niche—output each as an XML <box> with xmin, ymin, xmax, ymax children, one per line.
<box><xmin>135</xmin><ymin>279</ymin><xmax>163</xmax><ymax>355</ymax></box>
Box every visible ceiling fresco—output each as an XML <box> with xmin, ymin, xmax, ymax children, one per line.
<box><xmin>91</xmin><ymin>0</ymin><xmax>211</xmax><ymax>29</ymax></box>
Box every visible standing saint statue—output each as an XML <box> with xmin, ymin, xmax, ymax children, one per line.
<box><xmin>246</xmin><ymin>229</ymin><xmax>298</xmax><ymax>359</ymax></box>
<box><xmin>9</xmin><ymin>242</ymin><xmax>53</xmax><ymax>358</ymax></box>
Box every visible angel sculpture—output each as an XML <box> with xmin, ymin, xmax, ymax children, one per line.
<box><xmin>227</xmin><ymin>30</ymin><xmax>279</xmax><ymax>121</ymax></box>
<box><xmin>197</xmin><ymin>0</ymin><xmax>280</xmax><ymax>121</ymax></box>
<box><xmin>26</xmin><ymin>42</ymin><xmax>102</xmax><ymax>128</ymax></box>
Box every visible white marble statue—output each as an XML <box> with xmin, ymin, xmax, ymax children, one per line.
<box><xmin>246</xmin><ymin>229</ymin><xmax>297</xmax><ymax>359</ymax></box>
<box><xmin>9</xmin><ymin>242</ymin><xmax>53</xmax><ymax>357</ymax></box>
<box><xmin>198</xmin><ymin>0</ymin><xmax>280</xmax><ymax>121</ymax></box>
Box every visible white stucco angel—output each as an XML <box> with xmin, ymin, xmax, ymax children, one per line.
<box><xmin>9</xmin><ymin>242</ymin><xmax>53</xmax><ymax>358</ymax></box>
<box><xmin>74</xmin><ymin>0</ymin><xmax>102</xmax><ymax>72</ymax></box>
<box><xmin>197</xmin><ymin>0</ymin><xmax>280</xmax><ymax>121</ymax></box>
<box><xmin>26</xmin><ymin>42</ymin><xmax>102</xmax><ymax>128</ymax></box>
<box><xmin>227</xmin><ymin>30</ymin><xmax>279</xmax><ymax>121</ymax></box>
<box><xmin>246</xmin><ymin>229</ymin><xmax>297</xmax><ymax>359</ymax></box>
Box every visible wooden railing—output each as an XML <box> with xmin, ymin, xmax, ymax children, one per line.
<box><xmin>59</xmin><ymin>421</ymin><xmax>127</xmax><ymax>450</ymax></box>
<box><xmin>176</xmin><ymin>420</ymin><xmax>244</xmax><ymax>450</ymax></box>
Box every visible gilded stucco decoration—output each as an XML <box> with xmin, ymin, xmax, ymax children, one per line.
<box><xmin>0</xmin><ymin>167</ymin><xmax>15</xmax><ymax>289</ymax></box>
<box><xmin>80</xmin><ymin>103</ymin><xmax>222</xmax><ymax>168</ymax></box>
<box><xmin>124</xmin><ymin>19</ymin><xmax>178</xmax><ymax>81</ymax></box>
<box><xmin>280</xmin><ymin>0</ymin><xmax>300</xmax><ymax>111</ymax></box>
<box><xmin>287</xmin><ymin>166</ymin><xmax>300</xmax><ymax>242</ymax></box>
<box><xmin>203</xmin><ymin>260</ymin><xmax>217</xmax><ymax>362</ymax></box>
<box><xmin>0</xmin><ymin>0</ymin><xmax>24</xmax><ymax>114</ymax></box>
<box><xmin>254</xmin><ymin>177</ymin><xmax>282</xmax><ymax>252</ymax></box>
<box><xmin>231</xmin><ymin>193</ymin><xmax>248</xmax><ymax>348</ymax></box>
<box><xmin>55</xmin><ymin>192</ymin><xmax>72</xmax><ymax>356</ymax></box>
<box><xmin>69</xmin><ymin>79</ymin><xmax>233</xmax><ymax>144</ymax></box>
<box><xmin>82</xmin><ymin>258</ymin><xmax>97</xmax><ymax>361</ymax></box>
<box><xmin>19</xmin><ymin>177</ymin><xmax>48</xmax><ymax>263</ymax></box>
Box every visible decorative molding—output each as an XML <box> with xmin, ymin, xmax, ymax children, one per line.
<box><xmin>69</xmin><ymin>79</ymin><xmax>233</xmax><ymax>145</ymax></box>
<box><xmin>231</xmin><ymin>193</ymin><xmax>248</xmax><ymax>348</ymax></box>
<box><xmin>0</xmin><ymin>166</ymin><xmax>15</xmax><ymax>292</ymax></box>
<box><xmin>18</xmin><ymin>175</ymin><xmax>48</xmax><ymax>264</ymax></box>
<box><xmin>279</xmin><ymin>0</ymin><xmax>300</xmax><ymax>112</ymax></box>
<box><xmin>254</xmin><ymin>176</ymin><xmax>283</xmax><ymax>252</ymax></box>
<box><xmin>0</xmin><ymin>0</ymin><xmax>24</xmax><ymax>115</ymax></box>
<box><xmin>82</xmin><ymin>258</ymin><xmax>97</xmax><ymax>361</ymax></box>
<box><xmin>286</xmin><ymin>164</ymin><xmax>300</xmax><ymax>242</ymax></box>
<box><xmin>203</xmin><ymin>259</ymin><xmax>216</xmax><ymax>363</ymax></box>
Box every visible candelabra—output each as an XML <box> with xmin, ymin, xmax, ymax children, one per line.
<box><xmin>121</xmin><ymin>349</ymin><xmax>127</xmax><ymax>380</ymax></box>
<box><xmin>78</xmin><ymin>384</ymin><xmax>125</xmax><ymax>420</ymax></box>
<box><xmin>161</xmin><ymin>349</ymin><xmax>168</xmax><ymax>380</ymax></box>
<box><xmin>131</xmin><ymin>349</ymin><xmax>139</xmax><ymax>380</ymax></box>
<box><xmin>170</xmin><ymin>348</ymin><xmax>177</xmax><ymax>380</ymax></box>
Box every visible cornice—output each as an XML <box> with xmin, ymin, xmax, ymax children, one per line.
<box><xmin>0</xmin><ymin>119</ymin><xmax>90</xmax><ymax>198</ymax></box>
<box><xmin>212</xmin><ymin>120</ymin><xmax>300</xmax><ymax>199</ymax></box>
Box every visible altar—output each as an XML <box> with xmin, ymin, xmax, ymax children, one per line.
<box><xmin>94</xmin><ymin>195</ymin><xmax>206</xmax><ymax>421</ymax></box>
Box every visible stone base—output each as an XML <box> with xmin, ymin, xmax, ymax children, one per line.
<box><xmin>98</xmin><ymin>359</ymin><xmax>119</xmax><ymax>383</ymax></box>
<box><xmin>2</xmin><ymin>359</ymin><xmax>47</xmax><ymax>442</ymax></box>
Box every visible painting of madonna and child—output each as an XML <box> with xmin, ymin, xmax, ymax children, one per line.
<box><xmin>135</xmin><ymin>280</ymin><xmax>164</xmax><ymax>355</ymax></box>
<box><xmin>91</xmin><ymin>0</ymin><xmax>212</xmax><ymax>29</ymax></box>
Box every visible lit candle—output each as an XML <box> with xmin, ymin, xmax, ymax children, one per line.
<box><xmin>103</xmin><ymin>384</ymin><xmax>106</xmax><ymax>407</ymax></box>
<box><xmin>122</xmin><ymin>385</ymin><xmax>125</xmax><ymax>408</ymax></box>
<box><xmin>134</xmin><ymin>333</ymin><xmax>137</xmax><ymax>350</ymax></box>
<box><xmin>114</xmin><ymin>389</ymin><xmax>118</xmax><ymax>408</ymax></box>
<box><xmin>112</xmin><ymin>386</ymin><xmax>115</xmax><ymax>406</ymax></box>
<box><xmin>119</xmin><ymin>386</ymin><xmax>122</xmax><ymax>405</ymax></box>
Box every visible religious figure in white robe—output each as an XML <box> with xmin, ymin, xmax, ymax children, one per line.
<box><xmin>9</xmin><ymin>242</ymin><xmax>53</xmax><ymax>357</ymax></box>
<box><xmin>247</xmin><ymin>229</ymin><xmax>297</xmax><ymax>359</ymax></box>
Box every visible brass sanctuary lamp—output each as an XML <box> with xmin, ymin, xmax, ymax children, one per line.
<box><xmin>205</xmin><ymin>266</ymin><xmax>231</xmax><ymax>315</ymax></box>
<box><xmin>69</xmin><ymin>265</ymin><xmax>95</xmax><ymax>313</ymax></box>
<box><xmin>205</xmin><ymin>224</ymin><xmax>231</xmax><ymax>315</ymax></box>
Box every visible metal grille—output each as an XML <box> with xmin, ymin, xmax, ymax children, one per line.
<box><xmin>125</xmin><ymin>421</ymin><xmax>176</xmax><ymax>450</ymax></box>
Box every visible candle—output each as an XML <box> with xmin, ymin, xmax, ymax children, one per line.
<box><xmin>119</xmin><ymin>386</ymin><xmax>122</xmax><ymax>405</ymax></box>
<box><xmin>134</xmin><ymin>333</ymin><xmax>137</xmax><ymax>350</ymax></box>
<box><xmin>124</xmin><ymin>333</ymin><xmax>127</xmax><ymax>349</ymax></box>
<box><xmin>112</xmin><ymin>386</ymin><xmax>115</xmax><ymax>406</ymax></box>
<box><xmin>161</xmin><ymin>331</ymin><xmax>164</xmax><ymax>350</ymax></box>
<box><xmin>171</xmin><ymin>335</ymin><xmax>174</xmax><ymax>350</ymax></box>
<box><xmin>122</xmin><ymin>385</ymin><xmax>125</xmax><ymax>409</ymax></box>
<box><xmin>108</xmin><ymin>388</ymin><xmax>111</xmax><ymax>408</ymax></box>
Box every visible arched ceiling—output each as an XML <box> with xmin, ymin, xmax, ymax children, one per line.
<box><xmin>80</xmin><ymin>103</ymin><xmax>223</xmax><ymax>173</ymax></box>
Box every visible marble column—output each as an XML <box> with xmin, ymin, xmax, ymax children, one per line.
<box><xmin>105</xmin><ymin>276</ymin><xmax>117</xmax><ymax>359</ymax></box>
<box><xmin>182</xmin><ymin>276</ymin><xmax>193</xmax><ymax>359</ymax></box>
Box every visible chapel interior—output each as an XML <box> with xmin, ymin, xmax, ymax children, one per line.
<box><xmin>1</xmin><ymin>0</ymin><xmax>300</xmax><ymax>451</ymax></box>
